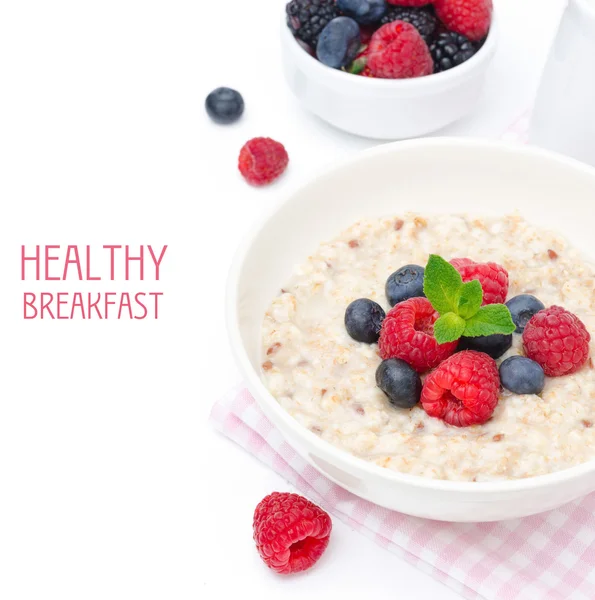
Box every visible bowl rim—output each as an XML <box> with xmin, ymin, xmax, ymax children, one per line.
<box><xmin>226</xmin><ymin>137</ymin><xmax>595</xmax><ymax>494</ymax></box>
<box><xmin>281</xmin><ymin>5</ymin><xmax>499</xmax><ymax>90</ymax></box>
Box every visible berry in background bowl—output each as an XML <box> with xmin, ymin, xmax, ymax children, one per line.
<box><xmin>281</xmin><ymin>0</ymin><xmax>497</xmax><ymax>138</ymax></box>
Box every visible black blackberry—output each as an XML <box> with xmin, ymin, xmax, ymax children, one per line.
<box><xmin>379</xmin><ymin>6</ymin><xmax>437</xmax><ymax>44</ymax></box>
<box><xmin>286</xmin><ymin>0</ymin><xmax>340</xmax><ymax>49</ymax></box>
<box><xmin>430</xmin><ymin>32</ymin><xmax>478</xmax><ymax>73</ymax></box>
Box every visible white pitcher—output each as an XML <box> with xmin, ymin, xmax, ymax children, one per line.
<box><xmin>528</xmin><ymin>0</ymin><xmax>595</xmax><ymax>166</ymax></box>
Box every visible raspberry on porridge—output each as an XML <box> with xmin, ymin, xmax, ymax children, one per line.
<box><xmin>260</xmin><ymin>214</ymin><xmax>595</xmax><ymax>482</ymax></box>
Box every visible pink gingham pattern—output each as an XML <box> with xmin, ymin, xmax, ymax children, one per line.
<box><xmin>210</xmin><ymin>388</ymin><xmax>595</xmax><ymax>600</ymax></box>
<box><xmin>211</xmin><ymin>114</ymin><xmax>595</xmax><ymax>599</ymax></box>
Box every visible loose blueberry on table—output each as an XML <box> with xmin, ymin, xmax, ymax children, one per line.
<box><xmin>286</xmin><ymin>0</ymin><xmax>492</xmax><ymax>78</ymax></box>
<box><xmin>205</xmin><ymin>87</ymin><xmax>244</xmax><ymax>124</ymax></box>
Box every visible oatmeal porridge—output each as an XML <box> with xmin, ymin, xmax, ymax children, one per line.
<box><xmin>260</xmin><ymin>214</ymin><xmax>595</xmax><ymax>482</ymax></box>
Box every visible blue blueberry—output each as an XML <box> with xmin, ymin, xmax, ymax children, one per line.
<box><xmin>205</xmin><ymin>87</ymin><xmax>244</xmax><ymax>124</ymax></box>
<box><xmin>337</xmin><ymin>0</ymin><xmax>387</xmax><ymax>25</ymax></box>
<box><xmin>505</xmin><ymin>294</ymin><xmax>546</xmax><ymax>333</ymax></box>
<box><xmin>458</xmin><ymin>334</ymin><xmax>513</xmax><ymax>359</ymax></box>
<box><xmin>376</xmin><ymin>358</ymin><xmax>422</xmax><ymax>409</ymax></box>
<box><xmin>316</xmin><ymin>17</ymin><xmax>361</xmax><ymax>69</ymax></box>
<box><xmin>499</xmin><ymin>356</ymin><xmax>545</xmax><ymax>395</ymax></box>
<box><xmin>345</xmin><ymin>298</ymin><xmax>385</xmax><ymax>343</ymax></box>
<box><xmin>385</xmin><ymin>264</ymin><xmax>425</xmax><ymax>306</ymax></box>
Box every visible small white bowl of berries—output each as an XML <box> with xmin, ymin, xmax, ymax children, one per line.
<box><xmin>281</xmin><ymin>0</ymin><xmax>497</xmax><ymax>139</ymax></box>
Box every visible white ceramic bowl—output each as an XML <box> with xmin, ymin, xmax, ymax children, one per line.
<box><xmin>227</xmin><ymin>139</ymin><xmax>595</xmax><ymax>522</ymax></box>
<box><xmin>280</xmin><ymin>13</ymin><xmax>498</xmax><ymax>139</ymax></box>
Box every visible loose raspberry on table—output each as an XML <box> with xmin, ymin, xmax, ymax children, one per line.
<box><xmin>450</xmin><ymin>257</ymin><xmax>509</xmax><ymax>305</ymax></box>
<box><xmin>238</xmin><ymin>137</ymin><xmax>289</xmax><ymax>186</ymax></box>
<box><xmin>253</xmin><ymin>492</ymin><xmax>332</xmax><ymax>575</ymax></box>
<box><xmin>434</xmin><ymin>0</ymin><xmax>492</xmax><ymax>42</ymax></box>
<box><xmin>421</xmin><ymin>350</ymin><xmax>500</xmax><ymax>427</ymax></box>
<box><xmin>523</xmin><ymin>306</ymin><xmax>591</xmax><ymax>377</ymax></box>
<box><xmin>378</xmin><ymin>297</ymin><xmax>458</xmax><ymax>372</ymax></box>
<box><xmin>367</xmin><ymin>21</ymin><xmax>433</xmax><ymax>79</ymax></box>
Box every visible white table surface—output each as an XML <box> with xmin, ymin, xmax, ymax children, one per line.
<box><xmin>0</xmin><ymin>0</ymin><xmax>568</xmax><ymax>599</ymax></box>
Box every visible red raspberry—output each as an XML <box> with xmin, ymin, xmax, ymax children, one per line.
<box><xmin>253</xmin><ymin>492</ymin><xmax>332</xmax><ymax>575</ymax></box>
<box><xmin>378</xmin><ymin>297</ymin><xmax>458</xmax><ymax>373</ymax></box>
<box><xmin>523</xmin><ymin>306</ymin><xmax>591</xmax><ymax>377</ymax></box>
<box><xmin>387</xmin><ymin>0</ymin><xmax>431</xmax><ymax>6</ymax></box>
<box><xmin>238</xmin><ymin>137</ymin><xmax>289</xmax><ymax>186</ymax></box>
<box><xmin>367</xmin><ymin>21</ymin><xmax>433</xmax><ymax>79</ymax></box>
<box><xmin>434</xmin><ymin>0</ymin><xmax>493</xmax><ymax>42</ymax></box>
<box><xmin>450</xmin><ymin>258</ymin><xmax>509</xmax><ymax>305</ymax></box>
<box><xmin>421</xmin><ymin>350</ymin><xmax>500</xmax><ymax>427</ymax></box>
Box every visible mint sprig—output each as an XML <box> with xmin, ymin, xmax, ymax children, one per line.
<box><xmin>434</xmin><ymin>312</ymin><xmax>466</xmax><ymax>343</ymax></box>
<box><xmin>423</xmin><ymin>255</ymin><xmax>515</xmax><ymax>345</ymax></box>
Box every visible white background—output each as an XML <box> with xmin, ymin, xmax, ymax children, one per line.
<box><xmin>0</xmin><ymin>0</ymin><xmax>568</xmax><ymax>598</ymax></box>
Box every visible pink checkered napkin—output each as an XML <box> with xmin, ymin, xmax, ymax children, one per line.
<box><xmin>210</xmin><ymin>388</ymin><xmax>595</xmax><ymax>600</ymax></box>
<box><xmin>212</xmin><ymin>114</ymin><xmax>595</xmax><ymax>599</ymax></box>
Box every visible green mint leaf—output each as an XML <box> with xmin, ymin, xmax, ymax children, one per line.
<box><xmin>423</xmin><ymin>254</ymin><xmax>463</xmax><ymax>316</ymax></box>
<box><xmin>457</xmin><ymin>280</ymin><xmax>483</xmax><ymax>320</ymax></box>
<box><xmin>434</xmin><ymin>312</ymin><xmax>466</xmax><ymax>344</ymax></box>
<box><xmin>463</xmin><ymin>304</ymin><xmax>516</xmax><ymax>338</ymax></box>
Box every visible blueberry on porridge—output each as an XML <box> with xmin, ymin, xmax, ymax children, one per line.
<box><xmin>344</xmin><ymin>298</ymin><xmax>385</xmax><ymax>343</ymax></box>
<box><xmin>260</xmin><ymin>214</ymin><xmax>594</xmax><ymax>482</ymax></box>
<box><xmin>499</xmin><ymin>356</ymin><xmax>545</xmax><ymax>396</ymax></box>
<box><xmin>458</xmin><ymin>333</ymin><xmax>513</xmax><ymax>359</ymax></box>
<box><xmin>385</xmin><ymin>264</ymin><xmax>425</xmax><ymax>306</ymax></box>
<box><xmin>375</xmin><ymin>358</ymin><xmax>421</xmax><ymax>410</ymax></box>
<box><xmin>506</xmin><ymin>294</ymin><xmax>546</xmax><ymax>334</ymax></box>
